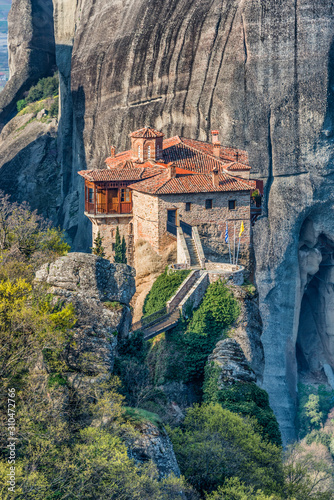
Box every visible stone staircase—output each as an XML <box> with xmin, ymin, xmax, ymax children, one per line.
<box><xmin>184</xmin><ymin>235</ymin><xmax>200</xmax><ymax>267</ymax></box>
<box><xmin>131</xmin><ymin>270</ymin><xmax>201</xmax><ymax>339</ymax></box>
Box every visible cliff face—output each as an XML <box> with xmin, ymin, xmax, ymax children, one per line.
<box><xmin>1</xmin><ymin>0</ymin><xmax>334</xmax><ymax>442</ymax></box>
<box><xmin>0</xmin><ymin>0</ymin><xmax>56</xmax><ymax>126</ymax></box>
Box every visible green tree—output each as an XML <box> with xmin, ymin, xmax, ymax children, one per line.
<box><xmin>17</xmin><ymin>99</ymin><xmax>27</xmax><ymax>112</ymax></box>
<box><xmin>114</xmin><ymin>226</ymin><xmax>123</xmax><ymax>263</ymax></box>
<box><xmin>205</xmin><ymin>477</ymin><xmax>281</xmax><ymax>499</ymax></box>
<box><xmin>168</xmin><ymin>403</ymin><xmax>283</xmax><ymax>496</ymax></box>
<box><xmin>305</xmin><ymin>394</ymin><xmax>323</xmax><ymax>429</ymax></box>
<box><xmin>121</xmin><ymin>235</ymin><xmax>127</xmax><ymax>264</ymax></box>
<box><xmin>92</xmin><ymin>231</ymin><xmax>105</xmax><ymax>257</ymax></box>
<box><xmin>203</xmin><ymin>365</ymin><xmax>282</xmax><ymax>446</ymax></box>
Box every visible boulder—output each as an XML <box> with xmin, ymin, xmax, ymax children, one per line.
<box><xmin>208</xmin><ymin>338</ymin><xmax>256</xmax><ymax>386</ymax></box>
<box><xmin>128</xmin><ymin>422</ymin><xmax>181</xmax><ymax>479</ymax></box>
<box><xmin>36</xmin><ymin>253</ymin><xmax>136</xmax><ymax>376</ymax></box>
<box><xmin>36</xmin><ymin>252</ymin><xmax>136</xmax><ymax>305</ymax></box>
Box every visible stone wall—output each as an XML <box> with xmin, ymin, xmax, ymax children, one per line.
<box><xmin>176</xmin><ymin>227</ymin><xmax>191</xmax><ymax>266</ymax></box>
<box><xmin>90</xmin><ymin>216</ymin><xmax>134</xmax><ymax>265</ymax></box>
<box><xmin>132</xmin><ymin>191</ymin><xmax>161</xmax><ymax>251</ymax></box>
<box><xmin>179</xmin><ymin>272</ymin><xmax>210</xmax><ymax>316</ymax></box>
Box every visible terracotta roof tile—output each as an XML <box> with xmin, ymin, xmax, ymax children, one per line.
<box><xmin>129</xmin><ymin>172</ymin><xmax>252</xmax><ymax>195</ymax></box>
<box><xmin>78</xmin><ymin>167</ymin><xmax>162</xmax><ymax>182</ymax></box>
<box><xmin>225</xmin><ymin>162</ymin><xmax>251</xmax><ymax>172</ymax></box>
<box><xmin>130</xmin><ymin>127</ymin><xmax>164</xmax><ymax>138</ymax></box>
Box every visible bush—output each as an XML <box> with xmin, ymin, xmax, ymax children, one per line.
<box><xmin>182</xmin><ymin>281</ymin><xmax>240</xmax><ymax>382</ymax></box>
<box><xmin>168</xmin><ymin>403</ymin><xmax>283</xmax><ymax>496</ymax></box>
<box><xmin>143</xmin><ymin>268</ymin><xmax>190</xmax><ymax>316</ymax></box>
<box><xmin>17</xmin><ymin>99</ymin><xmax>27</xmax><ymax>112</ymax></box>
<box><xmin>203</xmin><ymin>364</ymin><xmax>282</xmax><ymax>446</ymax></box>
<box><xmin>297</xmin><ymin>384</ymin><xmax>334</xmax><ymax>438</ymax></box>
<box><xmin>26</xmin><ymin>74</ymin><xmax>59</xmax><ymax>104</ymax></box>
<box><xmin>16</xmin><ymin>73</ymin><xmax>59</xmax><ymax>113</ymax></box>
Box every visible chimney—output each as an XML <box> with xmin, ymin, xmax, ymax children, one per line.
<box><xmin>167</xmin><ymin>163</ymin><xmax>176</xmax><ymax>179</ymax></box>
<box><xmin>211</xmin><ymin>130</ymin><xmax>219</xmax><ymax>144</ymax></box>
<box><xmin>213</xmin><ymin>141</ymin><xmax>221</xmax><ymax>158</ymax></box>
<box><xmin>110</xmin><ymin>145</ymin><xmax>116</xmax><ymax>158</ymax></box>
<box><xmin>236</xmin><ymin>151</ymin><xmax>239</xmax><ymax>162</ymax></box>
<box><xmin>212</xmin><ymin>168</ymin><xmax>219</xmax><ymax>187</ymax></box>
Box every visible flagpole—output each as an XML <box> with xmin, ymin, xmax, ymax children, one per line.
<box><xmin>236</xmin><ymin>238</ymin><xmax>241</xmax><ymax>267</ymax></box>
<box><xmin>236</xmin><ymin>221</ymin><xmax>244</xmax><ymax>266</ymax></box>
<box><xmin>233</xmin><ymin>222</ymin><xmax>236</xmax><ymax>265</ymax></box>
<box><xmin>228</xmin><ymin>232</ymin><xmax>232</xmax><ymax>264</ymax></box>
<box><xmin>225</xmin><ymin>221</ymin><xmax>232</xmax><ymax>264</ymax></box>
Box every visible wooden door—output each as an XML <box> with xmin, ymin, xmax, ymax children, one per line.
<box><xmin>108</xmin><ymin>189</ymin><xmax>119</xmax><ymax>213</ymax></box>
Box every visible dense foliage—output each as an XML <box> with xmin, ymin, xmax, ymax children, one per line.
<box><xmin>203</xmin><ymin>364</ymin><xmax>282</xmax><ymax>446</ymax></box>
<box><xmin>92</xmin><ymin>231</ymin><xmax>106</xmax><ymax>257</ymax></box>
<box><xmin>114</xmin><ymin>226</ymin><xmax>127</xmax><ymax>264</ymax></box>
<box><xmin>297</xmin><ymin>384</ymin><xmax>334</xmax><ymax>439</ymax></box>
<box><xmin>143</xmin><ymin>268</ymin><xmax>190</xmax><ymax>316</ymax></box>
<box><xmin>17</xmin><ymin>73</ymin><xmax>59</xmax><ymax>113</ymax></box>
<box><xmin>168</xmin><ymin>403</ymin><xmax>284</xmax><ymax>496</ymax></box>
<box><xmin>182</xmin><ymin>281</ymin><xmax>239</xmax><ymax>382</ymax></box>
<box><xmin>0</xmin><ymin>200</ymin><xmax>192</xmax><ymax>499</ymax></box>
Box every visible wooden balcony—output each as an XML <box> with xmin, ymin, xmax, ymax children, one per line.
<box><xmin>85</xmin><ymin>201</ymin><xmax>132</xmax><ymax>216</ymax></box>
<box><xmin>84</xmin><ymin>182</ymin><xmax>133</xmax><ymax>217</ymax></box>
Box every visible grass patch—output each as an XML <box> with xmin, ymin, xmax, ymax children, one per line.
<box><xmin>124</xmin><ymin>407</ymin><xmax>163</xmax><ymax>428</ymax></box>
<box><xmin>103</xmin><ymin>301</ymin><xmax>123</xmax><ymax>312</ymax></box>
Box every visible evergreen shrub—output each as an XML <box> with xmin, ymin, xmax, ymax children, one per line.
<box><xmin>143</xmin><ymin>268</ymin><xmax>190</xmax><ymax>316</ymax></box>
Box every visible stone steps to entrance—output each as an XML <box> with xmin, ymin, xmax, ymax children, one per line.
<box><xmin>184</xmin><ymin>236</ymin><xmax>200</xmax><ymax>266</ymax></box>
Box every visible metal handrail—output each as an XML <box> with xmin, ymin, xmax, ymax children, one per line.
<box><xmin>131</xmin><ymin>306</ymin><xmax>168</xmax><ymax>332</ymax></box>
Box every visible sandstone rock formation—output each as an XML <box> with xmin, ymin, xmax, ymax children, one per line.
<box><xmin>1</xmin><ymin>0</ymin><xmax>334</xmax><ymax>443</ymax></box>
<box><xmin>0</xmin><ymin>115</ymin><xmax>60</xmax><ymax>221</ymax></box>
<box><xmin>128</xmin><ymin>421</ymin><xmax>181</xmax><ymax>479</ymax></box>
<box><xmin>36</xmin><ymin>253</ymin><xmax>136</xmax><ymax>377</ymax></box>
<box><xmin>208</xmin><ymin>338</ymin><xmax>257</xmax><ymax>386</ymax></box>
<box><xmin>0</xmin><ymin>0</ymin><xmax>56</xmax><ymax>127</ymax></box>
<box><xmin>228</xmin><ymin>284</ymin><xmax>264</xmax><ymax>382</ymax></box>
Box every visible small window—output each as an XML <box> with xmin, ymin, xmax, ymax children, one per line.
<box><xmin>156</xmin><ymin>144</ymin><xmax>160</xmax><ymax>159</ymax></box>
<box><xmin>112</xmin><ymin>243</ymin><xmax>115</xmax><ymax>251</ymax></box>
<box><xmin>121</xmin><ymin>188</ymin><xmax>131</xmax><ymax>202</ymax></box>
<box><xmin>205</xmin><ymin>199</ymin><xmax>213</xmax><ymax>209</ymax></box>
<box><xmin>185</xmin><ymin>202</ymin><xmax>191</xmax><ymax>211</ymax></box>
<box><xmin>148</xmin><ymin>145</ymin><xmax>151</xmax><ymax>159</ymax></box>
<box><xmin>138</xmin><ymin>145</ymin><xmax>141</xmax><ymax>159</ymax></box>
<box><xmin>88</xmin><ymin>188</ymin><xmax>94</xmax><ymax>203</ymax></box>
<box><xmin>228</xmin><ymin>200</ymin><xmax>236</xmax><ymax>210</ymax></box>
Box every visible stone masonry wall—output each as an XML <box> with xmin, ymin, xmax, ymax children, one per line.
<box><xmin>91</xmin><ymin>216</ymin><xmax>133</xmax><ymax>265</ymax></box>
<box><xmin>132</xmin><ymin>191</ymin><xmax>161</xmax><ymax>251</ymax></box>
<box><xmin>158</xmin><ymin>191</ymin><xmax>251</xmax><ymax>261</ymax></box>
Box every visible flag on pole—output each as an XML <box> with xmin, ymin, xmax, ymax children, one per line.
<box><xmin>236</xmin><ymin>221</ymin><xmax>244</xmax><ymax>266</ymax></box>
<box><xmin>225</xmin><ymin>222</ymin><xmax>232</xmax><ymax>264</ymax></box>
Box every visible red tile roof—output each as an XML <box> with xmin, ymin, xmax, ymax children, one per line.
<box><xmin>78</xmin><ymin>166</ymin><xmax>162</xmax><ymax>182</ymax></box>
<box><xmin>225</xmin><ymin>162</ymin><xmax>251</xmax><ymax>172</ymax></box>
<box><xmin>80</xmin><ymin>129</ymin><xmax>253</xmax><ymax>196</ymax></box>
<box><xmin>130</xmin><ymin>127</ymin><xmax>164</xmax><ymax>138</ymax></box>
<box><xmin>129</xmin><ymin>172</ymin><xmax>252</xmax><ymax>195</ymax></box>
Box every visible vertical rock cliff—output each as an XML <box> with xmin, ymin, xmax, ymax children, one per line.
<box><xmin>1</xmin><ymin>0</ymin><xmax>334</xmax><ymax>442</ymax></box>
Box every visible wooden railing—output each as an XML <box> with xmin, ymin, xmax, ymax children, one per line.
<box><xmin>85</xmin><ymin>201</ymin><xmax>132</xmax><ymax>215</ymax></box>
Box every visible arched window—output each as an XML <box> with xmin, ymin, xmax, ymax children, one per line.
<box><xmin>138</xmin><ymin>145</ymin><xmax>141</xmax><ymax>159</ymax></box>
<box><xmin>148</xmin><ymin>145</ymin><xmax>151</xmax><ymax>159</ymax></box>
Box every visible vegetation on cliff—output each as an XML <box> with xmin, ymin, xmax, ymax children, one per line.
<box><xmin>16</xmin><ymin>73</ymin><xmax>59</xmax><ymax>117</ymax></box>
<box><xmin>142</xmin><ymin>267</ymin><xmax>190</xmax><ymax>316</ymax></box>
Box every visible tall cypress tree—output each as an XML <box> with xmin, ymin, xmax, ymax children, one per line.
<box><xmin>92</xmin><ymin>232</ymin><xmax>105</xmax><ymax>257</ymax></box>
<box><xmin>121</xmin><ymin>236</ymin><xmax>127</xmax><ymax>264</ymax></box>
<box><xmin>114</xmin><ymin>226</ymin><xmax>122</xmax><ymax>263</ymax></box>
